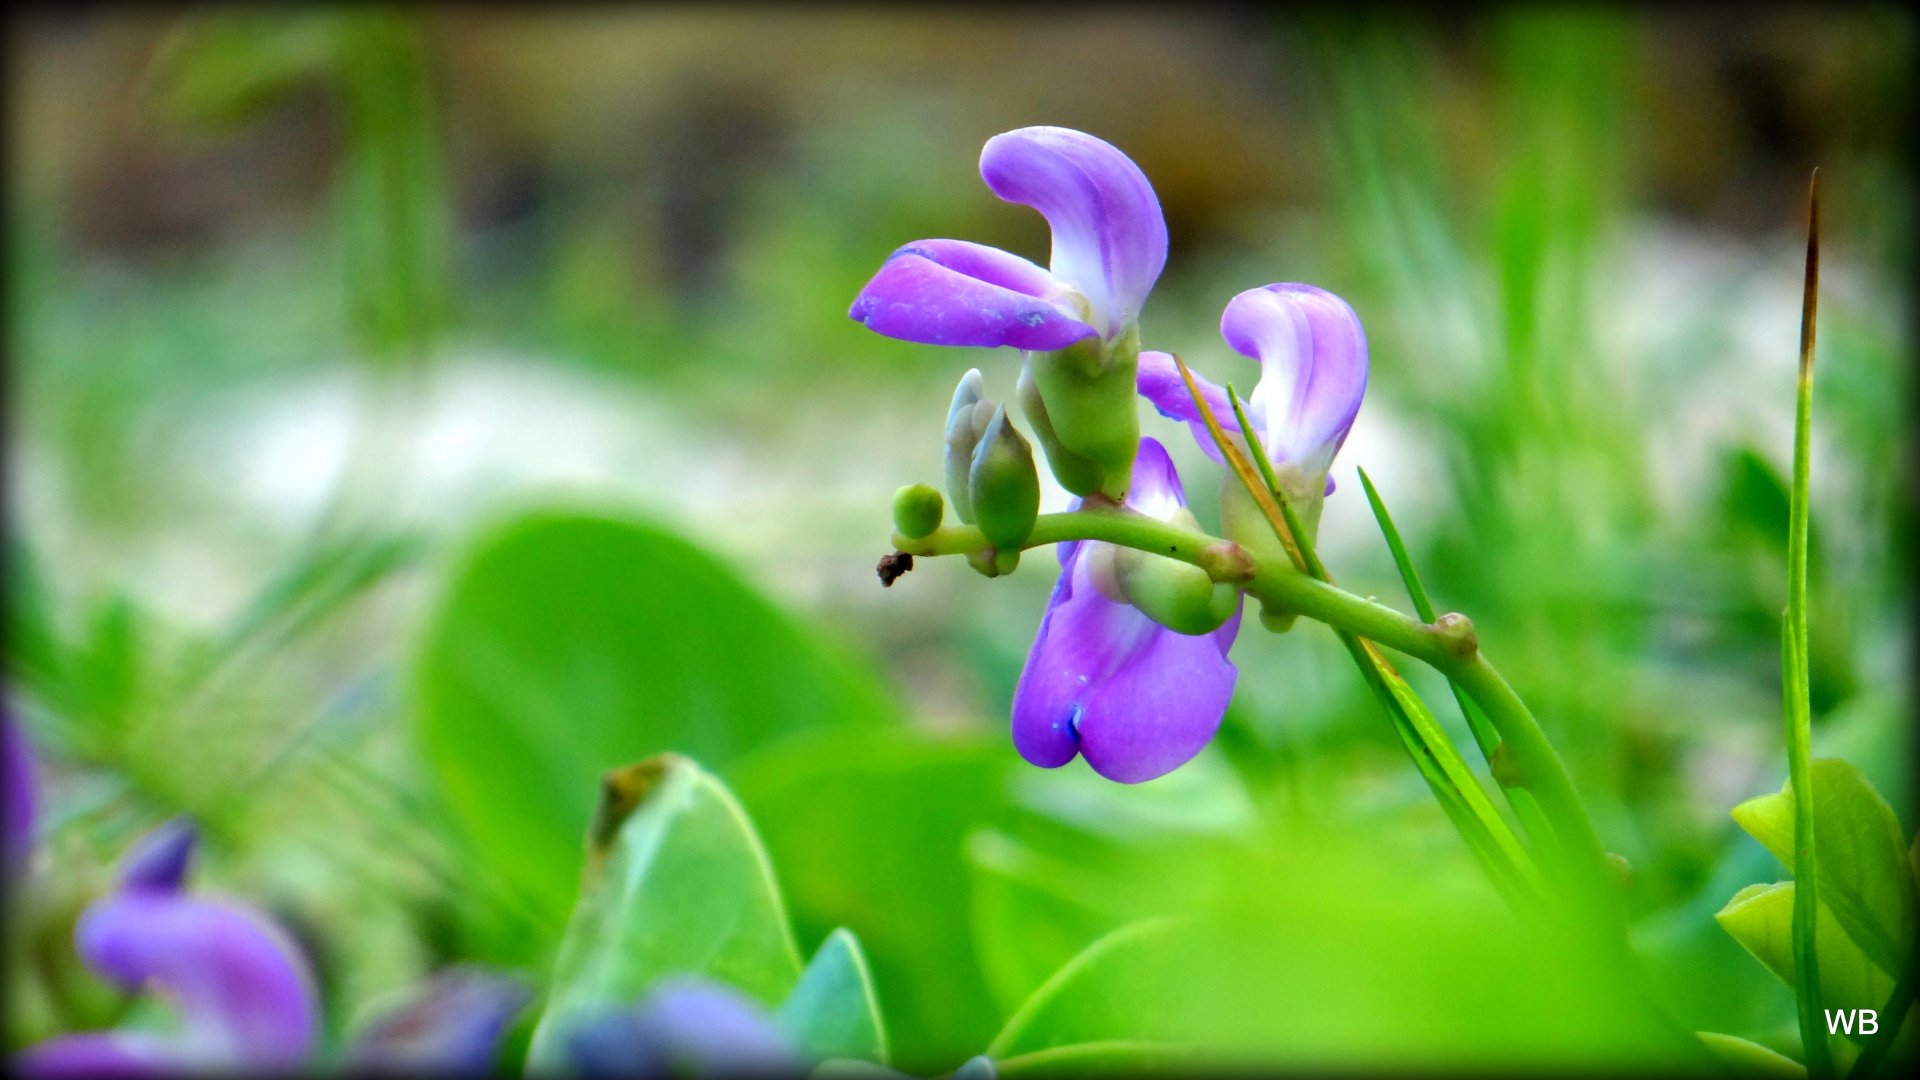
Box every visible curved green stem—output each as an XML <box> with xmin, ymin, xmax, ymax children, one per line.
<box><xmin>894</xmin><ymin>508</ymin><xmax>1614</xmax><ymax>918</ymax></box>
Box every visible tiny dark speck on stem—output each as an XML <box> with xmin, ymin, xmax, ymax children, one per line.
<box><xmin>876</xmin><ymin>551</ymin><xmax>913</xmax><ymax>587</ymax></box>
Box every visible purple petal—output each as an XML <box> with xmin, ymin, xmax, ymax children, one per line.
<box><xmin>347</xmin><ymin>967</ymin><xmax>531</xmax><ymax>1075</ymax></box>
<box><xmin>17</xmin><ymin>1033</ymin><xmax>170</xmax><ymax>1078</ymax></box>
<box><xmin>1222</xmin><ymin>284</ymin><xmax>1368</xmax><ymax>472</ymax></box>
<box><xmin>75</xmin><ymin>893</ymin><xmax>319</xmax><ymax>1068</ymax></box>
<box><xmin>4</xmin><ymin>710</ymin><xmax>35</xmax><ymax>877</ymax></box>
<box><xmin>1011</xmin><ymin>439</ymin><xmax>1241</xmax><ymax>783</ymax></box>
<box><xmin>849</xmin><ymin>241</ymin><xmax>1096</xmax><ymax>351</ymax></box>
<box><xmin>1135</xmin><ymin>351</ymin><xmax>1243</xmax><ymax>463</ymax></box>
<box><xmin>634</xmin><ymin>977</ymin><xmax>796</xmax><ymax>1073</ymax></box>
<box><xmin>119</xmin><ymin>818</ymin><xmax>197</xmax><ymax>894</ymax></box>
<box><xmin>979</xmin><ymin>127</ymin><xmax>1167</xmax><ymax>338</ymax></box>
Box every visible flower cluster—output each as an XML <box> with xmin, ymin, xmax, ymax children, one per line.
<box><xmin>854</xmin><ymin>127</ymin><xmax>1368</xmax><ymax>783</ymax></box>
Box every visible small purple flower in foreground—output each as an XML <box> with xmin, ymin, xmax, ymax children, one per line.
<box><xmin>19</xmin><ymin>819</ymin><xmax>320</xmax><ymax>1078</ymax></box>
<box><xmin>1012</xmin><ymin>438</ymin><xmax>1243</xmax><ymax>783</ymax></box>
<box><xmin>1137</xmin><ymin>283</ymin><xmax>1368</xmax><ymax>489</ymax></box>
<box><xmin>564</xmin><ymin>976</ymin><xmax>799</xmax><ymax>1078</ymax></box>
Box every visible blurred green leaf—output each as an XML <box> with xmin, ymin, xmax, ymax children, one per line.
<box><xmin>146</xmin><ymin>10</ymin><xmax>338</xmax><ymax>130</ymax></box>
<box><xmin>1695</xmin><ymin>1031</ymin><xmax>1806</xmax><ymax>1076</ymax></box>
<box><xmin>966</xmin><ymin>831</ymin><xmax>1118</xmax><ymax>1016</ymax></box>
<box><xmin>731</xmin><ymin>726</ymin><xmax>1012</xmax><ymax>1071</ymax></box>
<box><xmin>987</xmin><ymin>918</ymin><xmax>1193</xmax><ymax>1059</ymax></box>
<box><xmin>1732</xmin><ymin>759</ymin><xmax>1916</xmax><ymax>976</ymax></box>
<box><xmin>525</xmin><ymin>754</ymin><xmax>801</xmax><ymax>1070</ymax></box>
<box><xmin>776</xmin><ymin>927</ymin><xmax>889</xmax><ymax>1066</ymax></box>
<box><xmin>411</xmin><ymin>508</ymin><xmax>892</xmax><ymax>931</ymax></box>
<box><xmin>993</xmin><ymin>1041</ymin><xmax>1191</xmax><ymax>1077</ymax></box>
<box><xmin>1715</xmin><ymin>881</ymin><xmax>1893</xmax><ymax>1040</ymax></box>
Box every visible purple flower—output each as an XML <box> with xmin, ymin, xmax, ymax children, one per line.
<box><xmin>19</xmin><ymin>819</ymin><xmax>320</xmax><ymax>1077</ymax></box>
<box><xmin>849</xmin><ymin>127</ymin><xmax>1167</xmax><ymax>349</ymax></box>
<box><xmin>346</xmin><ymin>966</ymin><xmax>531</xmax><ymax>1076</ymax></box>
<box><xmin>563</xmin><ymin>976</ymin><xmax>798</xmax><ymax>1078</ymax></box>
<box><xmin>1137</xmin><ymin>283</ymin><xmax>1368</xmax><ymax>490</ymax></box>
<box><xmin>1012</xmin><ymin>438</ymin><xmax>1243</xmax><ymax>784</ymax></box>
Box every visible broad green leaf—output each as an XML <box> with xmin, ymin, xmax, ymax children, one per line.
<box><xmin>987</xmin><ymin>919</ymin><xmax>1194</xmax><ymax>1059</ymax></box>
<box><xmin>1695</xmin><ymin>1032</ymin><xmax>1805</xmax><ymax>1077</ymax></box>
<box><xmin>731</xmin><ymin>726</ymin><xmax>1013</xmax><ymax>1070</ymax></box>
<box><xmin>411</xmin><ymin>509</ymin><xmax>893</xmax><ymax>932</ymax></box>
<box><xmin>1713</xmin><ymin>881</ymin><xmax>1893</xmax><ymax>1041</ymax></box>
<box><xmin>1730</xmin><ymin>758</ymin><xmax>1916</xmax><ymax>976</ymax></box>
<box><xmin>525</xmin><ymin>754</ymin><xmax>802</xmax><ymax>1070</ymax></box>
<box><xmin>966</xmin><ymin>831</ymin><xmax>1118</xmax><ymax>1015</ymax></box>
<box><xmin>776</xmin><ymin>928</ymin><xmax>888</xmax><ymax>1066</ymax></box>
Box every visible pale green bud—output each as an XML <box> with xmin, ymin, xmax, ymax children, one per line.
<box><xmin>968</xmin><ymin>405</ymin><xmax>1040</xmax><ymax>551</ymax></box>
<box><xmin>944</xmin><ymin>369</ymin><xmax>993</xmax><ymax>523</ymax></box>
<box><xmin>891</xmin><ymin>483</ymin><xmax>944</xmax><ymax>540</ymax></box>
<box><xmin>1111</xmin><ymin>503</ymin><xmax>1237</xmax><ymax>634</ymax></box>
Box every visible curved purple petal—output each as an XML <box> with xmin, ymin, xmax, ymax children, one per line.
<box><xmin>849</xmin><ymin>241</ymin><xmax>1096</xmax><ymax>351</ymax></box>
<box><xmin>75</xmin><ymin>893</ymin><xmax>319</xmax><ymax>1069</ymax></box>
<box><xmin>1011</xmin><ymin>438</ymin><xmax>1241</xmax><ymax>783</ymax></box>
<box><xmin>119</xmin><ymin>818</ymin><xmax>196</xmax><ymax>894</ymax></box>
<box><xmin>17</xmin><ymin>1033</ymin><xmax>170</xmax><ymax>1078</ymax></box>
<box><xmin>1135</xmin><ymin>350</ymin><xmax>1243</xmax><ymax>464</ymax></box>
<box><xmin>1222</xmin><ymin>284</ymin><xmax>1368</xmax><ymax>472</ymax></box>
<box><xmin>347</xmin><ymin>967</ymin><xmax>531</xmax><ymax>1075</ymax></box>
<box><xmin>4</xmin><ymin>710</ymin><xmax>35</xmax><ymax>877</ymax></box>
<box><xmin>979</xmin><ymin>127</ymin><xmax>1167</xmax><ymax>338</ymax></box>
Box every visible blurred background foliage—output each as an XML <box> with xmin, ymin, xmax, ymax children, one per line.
<box><xmin>5</xmin><ymin>5</ymin><xmax>1912</xmax><ymax>1071</ymax></box>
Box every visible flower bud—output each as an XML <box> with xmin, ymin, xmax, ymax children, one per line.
<box><xmin>945</xmin><ymin>369</ymin><xmax>995</xmax><ymax>523</ymax></box>
<box><xmin>1021</xmin><ymin>331</ymin><xmax>1141</xmax><ymax>500</ymax></box>
<box><xmin>968</xmin><ymin>406</ymin><xmax>1040</xmax><ymax>551</ymax></box>
<box><xmin>1110</xmin><ymin>504</ymin><xmax>1238</xmax><ymax>635</ymax></box>
<box><xmin>891</xmin><ymin>483</ymin><xmax>944</xmax><ymax>539</ymax></box>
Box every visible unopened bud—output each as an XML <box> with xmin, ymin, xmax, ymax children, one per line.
<box><xmin>1112</xmin><ymin>545</ymin><xmax>1238</xmax><ymax>635</ymax></box>
<box><xmin>892</xmin><ymin>483</ymin><xmax>944</xmax><ymax>539</ymax></box>
<box><xmin>945</xmin><ymin>369</ymin><xmax>994</xmax><ymax>523</ymax></box>
<box><xmin>968</xmin><ymin>406</ymin><xmax>1039</xmax><ymax>551</ymax></box>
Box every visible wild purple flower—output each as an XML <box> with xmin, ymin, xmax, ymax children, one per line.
<box><xmin>563</xmin><ymin>976</ymin><xmax>798</xmax><ymax>1078</ymax></box>
<box><xmin>19</xmin><ymin>819</ymin><xmax>320</xmax><ymax>1078</ymax></box>
<box><xmin>1012</xmin><ymin>438</ymin><xmax>1243</xmax><ymax>784</ymax></box>
<box><xmin>849</xmin><ymin>126</ymin><xmax>1166</xmax><ymax>351</ymax></box>
<box><xmin>1136</xmin><ymin>283</ymin><xmax>1369</xmax><ymax>502</ymax></box>
<box><xmin>850</xmin><ymin>126</ymin><xmax>1167</xmax><ymax>499</ymax></box>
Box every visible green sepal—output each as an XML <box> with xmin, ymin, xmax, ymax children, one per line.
<box><xmin>1110</xmin><ymin>508</ymin><xmax>1238</xmax><ymax>635</ymax></box>
<box><xmin>1018</xmin><ymin>364</ymin><xmax>1107</xmax><ymax>499</ymax></box>
<box><xmin>969</xmin><ymin>406</ymin><xmax>1040</xmax><ymax>551</ymax></box>
<box><xmin>1023</xmin><ymin>333</ymin><xmax>1140</xmax><ymax>500</ymax></box>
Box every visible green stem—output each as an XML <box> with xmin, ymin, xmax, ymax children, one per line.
<box><xmin>896</xmin><ymin>508</ymin><xmax>1615</xmax><ymax>912</ymax></box>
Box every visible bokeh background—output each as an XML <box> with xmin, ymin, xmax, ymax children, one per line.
<box><xmin>7</xmin><ymin>6</ymin><xmax>1913</xmax><ymax>1070</ymax></box>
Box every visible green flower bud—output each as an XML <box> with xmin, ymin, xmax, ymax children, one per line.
<box><xmin>967</xmin><ymin>405</ymin><xmax>1040</xmax><ymax>551</ymax></box>
<box><xmin>1219</xmin><ymin>467</ymin><xmax>1327</xmax><ymax>634</ymax></box>
<box><xmin>945</xmin><ymin>369</ymin><xmax>994</xmax><ymax>523</ymax></box>
<box><xmin>1023</xmin><ymin>329</ymin><xmax>1142</xmax><ymax>500</ymax></box>
<box><xmin>891</xmin><ymin>483</ymin><xmax>944</xmax><ymax>539</ymax></box>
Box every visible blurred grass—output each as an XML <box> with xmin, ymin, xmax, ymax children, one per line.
<box><xmin>5</xmin><ymin>5</ymin><xmax>1911</xmax><ymax>1066</ymax></box>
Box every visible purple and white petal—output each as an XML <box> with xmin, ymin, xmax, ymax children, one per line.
<box><xmin>1011</xmin><ymin>438</ymin><xmax>1241</xmax><ymax>782</ymax></box>
<box><xmin>1135</xmin><ymin>351</ymin><xmax>1244</xmax><ymax>463</ymax></box>
<box><xmin>17</xmin><ymin>1033</ymin><xmax>171</xmax><ymax>1078</ymax></box>
<box><xmin>1223</xmin><ymin>284</ymin><xmax>1368</xmax><ymax>472</ymax></box>
<box><xmin>979</xmin><ymin>127</ymin><xmax>1167</xmax><ymax>338</ymax></box>
<box><xmin>849</xmin><ymin>242</ymin><xmax>1096</xmax><ymax>351</ymax></box>
<box><xmin>75</xmin><ymin>893</ymin><xmax>319</xmax><ymax>1069</ymax></box>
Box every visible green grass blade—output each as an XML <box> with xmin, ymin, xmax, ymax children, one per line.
<box><xmin>1785</xmin><ymin>170</ymin><xmax>1831</xmax><ymax>1078</ymax></box>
